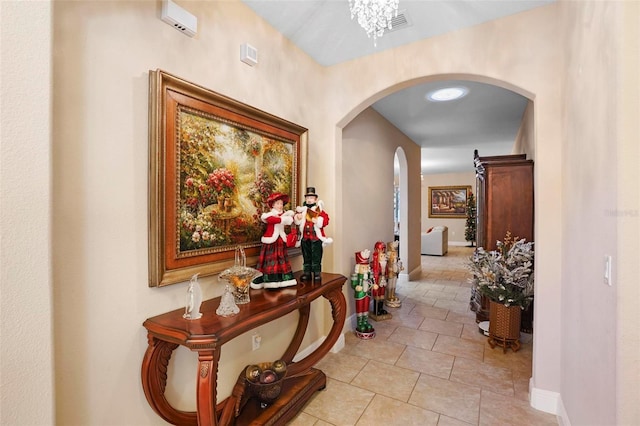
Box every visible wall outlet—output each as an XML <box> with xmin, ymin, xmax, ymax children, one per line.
<box><xmin>252</xmin><ymin>333</ymin><xmax>261</xmax><ymax>351</ymax></box>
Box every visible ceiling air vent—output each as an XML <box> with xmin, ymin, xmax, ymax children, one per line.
<box><xmin>386</xmin><ymin>11</ymin><xmax>411</xmax><ymax>33</ymax></box>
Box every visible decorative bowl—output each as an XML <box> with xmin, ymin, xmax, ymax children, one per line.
<box><xmin>244</xmin><ymin>360</ymin><xmax>287</xmax><ymax>405</ymax></box>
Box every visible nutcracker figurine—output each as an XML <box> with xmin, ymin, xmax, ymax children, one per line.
<box><xmin>351</xmin><ymin>249</ymin><xmax>375</xmax><ymax>339</ymax></box>
<box><xmin>370</xmin><ymin>241</ymin><xmax>392</xmax><ymax>321</ymax></box>
<box><xmin>385</xmin><ymin>241</ymin><xmax>403</xmax><ymax>308</ymax></box>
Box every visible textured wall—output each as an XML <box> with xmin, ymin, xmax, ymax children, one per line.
<box><xmin>0</xmin><ymin>1</ymin><xmax>54</xmax><ymax>425</ymax></box>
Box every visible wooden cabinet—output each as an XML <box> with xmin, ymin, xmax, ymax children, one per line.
<box><xmin>471</xmin><ymin>151</ymin><xmax>534</xmax><ymax>323</ymax></box>
<box><xmin>474</xmin><ymin>151</ymin><xmax>534</xmax><ymax>251</ymax></box>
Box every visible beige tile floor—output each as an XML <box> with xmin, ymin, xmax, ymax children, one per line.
<box><xmin>289</xmin><ymin>246</ymin><xmax>558</xmax><ymax>426</ymax></box>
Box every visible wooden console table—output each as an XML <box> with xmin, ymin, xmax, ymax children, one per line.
<box><xmin>141</xmin><ymin>272</ymin><xmax>347</xmax><ymax>426</ymax></box>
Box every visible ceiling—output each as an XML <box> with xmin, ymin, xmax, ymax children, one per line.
<box><xmin>242</xmin><ymin>0</ymin><xmax>552</xmax><ymax>174</ymax></box>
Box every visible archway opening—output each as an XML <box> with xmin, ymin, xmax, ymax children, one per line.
<box><xmin>394</xmin><ymin>147</ymin><xmax>409</xmax><ymax>271</ymax></box>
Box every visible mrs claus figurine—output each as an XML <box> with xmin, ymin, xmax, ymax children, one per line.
<box><xmin>251</xmin><ymin>192</ymin><xmax>297</xmax><ymax>289</ymax></box>
<box><xmin>294</xmin><ymin>187</ymin><xmax>332</xmax><ymax>282</ymax></box>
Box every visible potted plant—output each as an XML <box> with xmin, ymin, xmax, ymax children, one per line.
<box><xmin>468</xmin><ymin>232</ymin><xmax>534</xmax><ymax>352</ymax></box>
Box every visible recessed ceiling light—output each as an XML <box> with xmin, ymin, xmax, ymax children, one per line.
<box><xmin>426</xmin><ymin>86</ymin><xmax>469</xmax><ymax>102</ymax></box>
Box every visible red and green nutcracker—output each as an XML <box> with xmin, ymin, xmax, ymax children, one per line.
<box><xmin>352</xmin><ymin>249</ymin><xmax>375</xmax><ymax>339</ymax></box>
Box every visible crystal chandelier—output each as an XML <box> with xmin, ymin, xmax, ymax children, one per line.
<box><xmin>349</xmin><ymin>0</ymin><xmax>400</xmax><ymax>46</ymax></box>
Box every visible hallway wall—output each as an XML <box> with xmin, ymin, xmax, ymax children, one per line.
<box><xmin>341</xmin><ymin>106</ymin><xmax>422</xmax><ymax>288</ymax></box>
<box><xmin>50</xmin><ymin>1</ymin><xmax>330</xmax><ymax>423</ymax></box>
<box><xmin>421</xmin><ymin>172</ymin><xmax>476</xmax><ymax>245</ymax></box>
<box><xmin>559</xmin><ymin>1</ymin><xmax>640</xmax><ymax>423</ymax></box>
<box><xmin>0</xmin><ymin>2</ymin><xmax>54</xmax><ymax>424</ymax></box>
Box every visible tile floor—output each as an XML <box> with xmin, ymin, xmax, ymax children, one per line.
<box><xmin>289</xmin><ymin>246</ymin><xmax>558</xmax><ymax>426</ymax></box>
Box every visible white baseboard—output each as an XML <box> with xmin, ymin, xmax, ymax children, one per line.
<box><xmin>449</xmin><ymin>241</ymin><xmax>475</xmax><ymax>247</ymax></box>
<box><xmin>556</xmin><ymin>394</ymin><xmax>571</xmax><ymax>426</ymax></box>
<box><xmin>292</xmin><ymin>328</ymin><xmax>347</xmax><ymax>362</ymax></box>
<box><xmin>529</xmin><ymin>378</ymin><xmax>561</xmax><ymax>416</ymax></box>
<box><xmin>331</xmin><ymin>332</ymin><xmax>345</xmax><ymax>353</ymax></box>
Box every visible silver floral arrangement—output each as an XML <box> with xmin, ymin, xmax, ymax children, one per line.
<box><xmin>468</xmin><ymin>232</ymin><xmax>534</xmax><ymax>309</ymax></box>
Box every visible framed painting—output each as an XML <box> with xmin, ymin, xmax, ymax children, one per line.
<box><xmin>149</xmin><ymin>69</ymin><xmax>307</xmax><ymax>287</ymax></box>
<box><xmin>428</xmin><ymin>185</ymin><xmax>472</xmax><ymax>219</ymax></box>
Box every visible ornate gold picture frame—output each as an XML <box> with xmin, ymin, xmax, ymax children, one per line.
<box><xmin>148</xmin><ymin>70</ymin><xmax>307</xmax><ymax>287</ymax></box>
<box><xmin>428</xmin><ymin>185</ymin><xmax>471</xmax><ymax>219</ymax></box>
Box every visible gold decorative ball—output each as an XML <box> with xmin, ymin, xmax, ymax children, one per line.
<box><xmin>272</xmin><ymin>359</ymin><xmax>287</xmax><ymax>376</ymax></box>
<box><xmin>245</xmin><ymin>365</ymin><xmax>261</xmax><ymax>383</ymax></box>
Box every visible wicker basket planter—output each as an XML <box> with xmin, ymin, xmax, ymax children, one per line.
<box><xmin>488</xmin><ymin>300</ymin><xmax>522</xmax><ymax>353</ymax></box>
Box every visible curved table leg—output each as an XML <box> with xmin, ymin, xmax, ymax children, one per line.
<box><xmin>196</xmin><ymin>349</ymin><xmax>220</xmax><ymax>426</ymax></box>
<box><xmin>141</xmin><ymin>335</ymin><xmax>198</xmax><ymax>425</ymax></box>
<box><xmin>280</xmin><ymin>305</ymin><xmax>310</xmax><ymax>363</ymax></box>
<box><xmin>287</xmin><ymin>287</ymin><xmax>346</xmax><ymax>376</ymax></box>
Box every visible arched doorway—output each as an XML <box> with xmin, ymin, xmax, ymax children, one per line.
<box><xmin>336</xmin><ymin>75</ymin><xmax>534</xmax><ymax>281</ymax></box>
<box><xmin>335</xmin><ymin>73</ymin><xmax>540</xmax><ymax>409</ymax></box>
<box><xmin>394</xmin><ymin>147</ymin><xmax>409</xmax><ymax>273</ymax></box>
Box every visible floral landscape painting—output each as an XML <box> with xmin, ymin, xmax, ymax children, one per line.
<box><xmin>148</xmin><ymin>69</ymin><xmax>306</xmax><ymax>286</ymax></box>
<box><xmin>178</xmin><ymin>109</ymin><xmax>295</xmax><ymax>256</ymax></box>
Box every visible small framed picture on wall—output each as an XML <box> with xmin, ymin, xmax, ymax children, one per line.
<box><xmin>428</xmin><ymin>185</ymin><xmax>471</xmax><ymax>219</ymax></box>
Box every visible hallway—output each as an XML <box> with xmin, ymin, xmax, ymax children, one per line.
<box><xmin>290</xmin><ymin>246</ymin><xmax>557</xmax><ymax>425</ymax></box>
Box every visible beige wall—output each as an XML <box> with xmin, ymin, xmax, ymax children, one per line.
<box><xmin>2</xmin><ymin>1</ymin><xmax>639</xmax><ymax>425</ymax></box>
<box><xmin>513</xmin><ymin>100</ymin><xmax>535</xmax><ymax>160</ymax></box>
<box><xmin>0</xmin><ymin>2</ymin><xmax>54</xmax><ymax>425</ymax></box>
<box><xmin>421</xmin><ymin>172</ymin><xmax>476</xmax><ymax>245</ymax></box>
<box><xmin>342</xmin><ymin>107</ymin><xmax>422</xmax><ymax>287</ymax></box>
<box><xmin>559</xmin><ymin>1</ymin><xmax>640</xmax><ymax>424</ymax></box>
<box><xmin>50</xmin><ymin>1</ymin><xmax>329</xmax><ymax>423</ymax></box>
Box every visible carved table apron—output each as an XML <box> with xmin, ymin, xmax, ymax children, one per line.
<box><xmin>141</xmin><ymin>272</ymin><xmax>346</xmax><ymax>426</ymax></box>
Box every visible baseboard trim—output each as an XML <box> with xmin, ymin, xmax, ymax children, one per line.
<box><xmin>291</xmin><ymin>314</ymin><xmax>352</xmax><ymax>362</ymax></box>
<box><xmin>401</xmin><ymin>264</ymin><xmax>422</xmax><ymax>280</ymax></box>
<box><xmin>449</xmin><ymin>241</ymin><xmax>475</xmax><ymax>247</ymax></box>
<box><xmin>292</xmin><ymin>332</ymin><xmax>345</xmax><ymax>362</ymax></box>
<box><xmin>529</xmin><ymin>378</ymin><xmax>561</xmax><ymax>416</ymax></box>
<box><xmin>556</xmin><ymin>394</ymin><xmax>571</xmax><ymax>426</ymax></box>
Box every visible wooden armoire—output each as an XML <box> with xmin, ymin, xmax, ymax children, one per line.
<box><xmin>474</xmin><ymin>150</ymin><xmax>534</xmax><ymax>251</ymax></box>
<box><xmin>471</xmin><ymin>150</ymin><xmax>534</xmax><ymax>324</ymax></box>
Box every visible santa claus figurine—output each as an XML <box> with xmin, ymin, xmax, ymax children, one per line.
<box><xmin>251</xmin><ymin>193</ymin><xmax>297</xmax><ymax>289</ymax></box>
<box><xmin>294</xmin><ymin>187</ymin><xmax>332</xmax><ymax>282</ymax></box>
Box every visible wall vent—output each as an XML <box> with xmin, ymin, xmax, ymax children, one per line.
<box><xmin>386</xmin><ymin>11</ymin><xmax>411</xmax><ymax>33</ymax></box>
<box><xmin>240</xmin><ymin>43</ymin><xmax>258</xmax><ymax>66</ymax></box>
